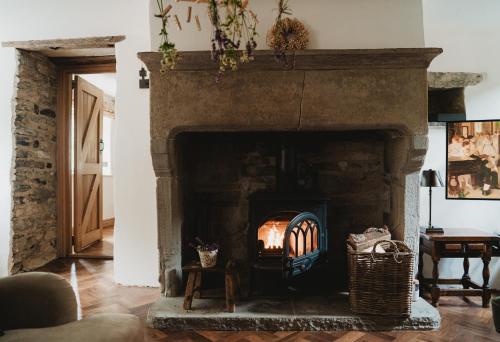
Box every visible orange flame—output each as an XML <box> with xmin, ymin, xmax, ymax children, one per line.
<box><xmin>265</xmin><ymin>223</ymin><xmax>285</xmax><ymax>249</ymax></box>
<box><xmin>258</xmin><ymin>220</ymin><xmax>287</xmax><ymax>250</ymax></box>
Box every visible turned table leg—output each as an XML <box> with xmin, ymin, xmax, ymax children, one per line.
<box><xmin>431</xmin><ymin>254</ymin><xmax>441</xmax><ymax>307</ymax></box>
<box><xmin>462</xmin><ymin>256</ymin><xmax>471</xmax><ymax>289</ymax></box>
<box><xmin>481</xmin><ymin>246</ymin><xmax>492</xmax><ymax>308</ymax></box>
<box><xmin>418</xmin><ymin>247</ymin><xmax>424</xmax><ymax>284</ymax></box>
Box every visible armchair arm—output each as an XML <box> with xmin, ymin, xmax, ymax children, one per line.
<box><xmin>0</xmin><ymin>272</ymin><xmax>77</xmax><ymax>331</ymax></box>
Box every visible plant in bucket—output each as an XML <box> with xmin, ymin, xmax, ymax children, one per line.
<box><xmin>190</xmin><ymin>237</ymin><xmax>219</xmax><ymax>268</ymax></box>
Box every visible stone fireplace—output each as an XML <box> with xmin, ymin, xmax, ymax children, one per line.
<box><xmin>139</xmin><ymin>48</ymin><xmax>441</xmax><ymax>296</ymax></box>
<box><xmin>139</xmin><ymin>49</ymin><xmax>442</xmax><ymax>330</ymax></box>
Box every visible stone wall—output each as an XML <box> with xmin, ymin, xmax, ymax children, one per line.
<box><xmin>10</xmin><ymin>50</ymin><xmax>57</xmax><ymax>273</ymax></box>
<box><xmin>180</xmin><ymin>132</ymin><xmax>387</xmax><ymax>287</ymax></box>
<box><xmin>180</xmin><ymin>133</ymin><xmax>276</xmax><ymax>265</ymax></box>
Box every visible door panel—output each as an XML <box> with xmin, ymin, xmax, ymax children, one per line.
<box><xmin>74</xmin><ymin>76</ymin><xmax>103</xmax><ymax>252</ymax></box>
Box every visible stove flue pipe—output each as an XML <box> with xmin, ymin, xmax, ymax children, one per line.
<box><xmin>277</xmin><ymin>138</ymin><xmax>297</xmax><ymax>192</ymax></box>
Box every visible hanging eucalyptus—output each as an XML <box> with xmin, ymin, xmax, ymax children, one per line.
<box><xmin>155</xmin><ymin>0</ymin><xmax>178</xmax><ymax>72</ymax></box>
<box><xmin>208</xmin><ymin>0</ymin><xmax>258</xmax><ymax>79</ymax></box>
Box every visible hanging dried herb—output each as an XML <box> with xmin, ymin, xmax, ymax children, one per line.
<box><xmin>208</xmin><ymin>0</ymin><xmax>258</xmax><ymax>80</ymax></box>
<box><xmin>155</xmin><ymin>0</ymin><xmax>179</xmax><ymax>72</ymax></box>
<box><xmin>268</xmin><ymin>0</ymin><xmax>309</xmax><ymax>64</ymax></box>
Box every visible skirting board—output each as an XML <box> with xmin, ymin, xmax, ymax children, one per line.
<box><xmin>102</xmin><ymin>217</ymin><xmax>115</xmax><ymax>229</ymax></box>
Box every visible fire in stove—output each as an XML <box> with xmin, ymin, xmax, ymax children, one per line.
<box><xmin>265</xmin><ymin>224</ymin><xmax>284</xmax><ymax>249</ymax></box>
<box><xmin>257</xmin><ymin>219</ymin><xmax>288</xmax><ymax>255</ymax></box>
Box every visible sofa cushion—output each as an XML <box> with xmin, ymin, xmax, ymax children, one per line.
<box><xmin>1</xmin><ymin>313</ymin><xmax>144</xmax><ymax>342</ymax></box>
<box><xmin>0</xmin><ymin>272</ymin><xmax>77</xmax><ymax>330</ymax></box>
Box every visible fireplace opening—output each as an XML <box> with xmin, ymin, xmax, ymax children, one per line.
<box><xmin>178</xmin><ymin>131</ymin><xmax>390</xmax><ymax>293</ymax></box>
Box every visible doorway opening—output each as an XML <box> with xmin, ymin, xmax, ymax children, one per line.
<box><xmin>70</xmin><ymin>73</ymin><xmax>116</xmax><ymax>258</ymax></box>
<box><xmin>5</xmin><ymin>36</ymin><xmax>123</xmax><ymax>272</ymax></box>
<box><xmin>54</xmin><ymin>55</ymin><xmax>118</xmax><ymax>260</ymax></box>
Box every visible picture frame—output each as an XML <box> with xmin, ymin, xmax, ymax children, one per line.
<box><xmin>446</xmin><ymin>119</ymin><xmax>500</xmax><ymax>200</ymax></box>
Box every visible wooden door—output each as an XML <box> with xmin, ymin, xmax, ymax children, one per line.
<box><xmin>74</xmin><ymin>76</ymin><xmax>104</xmax><ymax>252</ymax></box>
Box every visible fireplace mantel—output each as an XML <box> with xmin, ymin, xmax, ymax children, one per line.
<box><xmin>138</xmin><ymin>48</ymin><xmax>441</xmax><ymax>71</ymax></box>
<box><xmin>138</xmin><ymin>48</ymin><xmax>441</xmax><ymax>296</ymax></box>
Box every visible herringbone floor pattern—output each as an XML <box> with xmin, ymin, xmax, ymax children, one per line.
<box><xmin>38</xmin><ymin>259</ymin><xmax>498</xmax><ymax>342</ymax></box>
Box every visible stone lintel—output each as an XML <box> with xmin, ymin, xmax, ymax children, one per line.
<box><xmin>428</xmin><ymin>72</ymin><xmax>484</xmax><ymax>89</ymax></box>
<box><xmin>2</xmin><ymin>35</ymin><xmax>125</xmax><ymax>50</ymax></box>
<box><xmin>139</xmin><ymin>48</ymin><xmax>442</xmax><ymax>72</ymax></box>
<box><xmin>2</xmin><ymin>36</ymin><xmax>125</xmax><ymax>58</ymax></box>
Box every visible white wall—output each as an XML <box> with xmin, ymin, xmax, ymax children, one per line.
<box><xmin>150</xmin><ymin>0</ymin><xmax>424</xmax><ymax>50</ymax></box>
<box><xmin>103</xmin><ymin>115</ymin><xmax>115</xmax><ymax>221</ymax></box>
<box><xmin>0</xmin><ymin>0</ymin><xmax>158</xmax><ymax>286</ymax></box>
<box><xmin>103</xmin><ymin>176</ymin><xmax>114</xmax><ymax>220</ymax></box>
<box><xmin>422</xmin><ymin>0</ymin><xmax>500</xmax><ymax>288</ymax></box>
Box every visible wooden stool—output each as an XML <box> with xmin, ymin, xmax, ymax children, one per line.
<box><xmin>182</xmin><ymin>260</ymin><xmax>240</xmax><ymax>312</ymax></box>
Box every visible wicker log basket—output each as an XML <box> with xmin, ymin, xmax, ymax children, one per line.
<box><xmin>348</xmin><ymin>240</ymin><xmax>414</xmax><ymax>317</ymax></box>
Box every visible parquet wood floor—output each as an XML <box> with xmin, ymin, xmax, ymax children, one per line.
<box><xmin>37</xmin><ymin>259</ymin><xmax>498</xmax><ymax>342</ymax></box>
<box><xmin>75</xmin><ymin>227</ymin><xmax>114</xmax><ymax>257</ymax></box>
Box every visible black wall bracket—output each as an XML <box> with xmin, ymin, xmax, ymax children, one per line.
<box><xmin>139</xmin><ymin>67</ymin><xmax>150</xmax><ymax>89</ymax></box>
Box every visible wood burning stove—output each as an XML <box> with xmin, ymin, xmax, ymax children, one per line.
<box><xmin>248</xmin><ymin>192</ymin><xmax>328</xmax><ymax>291</ymax></box>
<box><xmin>256</xmin><ymin>210</ymin><xmax>325</xmax><ymax>278</ymax></box>
<box><xmin>247</xmin><ymin>140</ymin><xmax>328</xmax><ymax>294</ymax></box>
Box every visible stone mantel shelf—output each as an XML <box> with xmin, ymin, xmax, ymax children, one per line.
<box><xmin>138</xmin><ymin>48</ymin><xmax>443</xmax><ymax>72</ymax></box>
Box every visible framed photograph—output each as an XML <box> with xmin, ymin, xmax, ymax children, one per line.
<box><xmin>446</xmin><ymin>120</ymin><xmax>500</xmax><ymax>200</ymax></box>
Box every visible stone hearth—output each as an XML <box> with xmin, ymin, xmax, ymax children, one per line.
<box><xmin>139</xmin><ymin>48</ymin><xmax>442</xmax><ymax>330</ymax></box>
<box><xmin>148</xmin><ymin>295</ymin><xmax>440</xmax><ymax>331</ymax></box>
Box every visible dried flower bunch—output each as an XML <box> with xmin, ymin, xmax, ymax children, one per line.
<box><xmin>208</xmin><ymin>0</ymin><xmax>258</xmax><ymax>78</ymax></box>
<box><xmin>155</xmin><ymin>0</ymin><xmax>179</xmax><ymax>72</ymax></box>
<box><xmin>268</xmin><ymin>17</ymin><xmax>309</xmax><ymax>51</ymax></box>
<box><xmin>189</xmin><ymin>237</ymin><xmax>219</xmax><ymax>252</ymax></box>
<box><xmin>267</xmin><ymin>0</ymin><xmax>309</xmax><ymax>63</ymax></box>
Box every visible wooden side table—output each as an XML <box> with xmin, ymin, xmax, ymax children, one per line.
<box><xmin>182</xmin><ymin>260</ymin><xmax>240</xmax><ymax>313</ymax></box>
<box><xmin>418</xmin><ymin>228</ymin><xmax>499</xmax><ymax>308</ymax></box>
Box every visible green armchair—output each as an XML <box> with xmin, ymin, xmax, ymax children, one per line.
<box><xmin>0</xmin><ymin>272</ymin><xmax>144</xmax><ymax>341</ymax></box>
